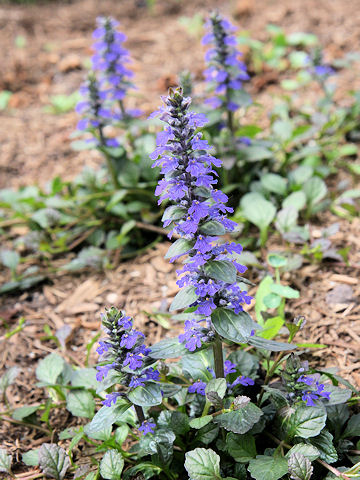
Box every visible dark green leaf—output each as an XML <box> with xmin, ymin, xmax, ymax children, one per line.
<box><xmin>342</xmin><ymin>413</ymin><xmax>360</xmax><ymax>439</ymax></box>
<box><xmin>205</xmin><ymin>378</ymin><xmax>227</xmax><ymax>400</ymax></box>
<box><xmin>226</xmin><ymin>432</ymin><xmax>256</xmax><ymax>462</ymax></box>
<box><xmin>84</xmin><ymin>400</ymin><xmax>131</xmax><ymax>436</ymax></box>
<box><xmin>325</xmin><ymin>385</ymin><xmax>352</xmax><ymax>406</ymax></box>
<box><xmin>148</xmin><ymin>338</ymin><xmax>188</xmax><ymax>359</ymax></box>
<box><xmin>190</xmin><ymin>416</ymin><xmax>213</xmax><ymax>430</ymax></box>
<box><xmin>170</xmin><ymin>285</ymin><xmax>198</xmax><ymax>311</ymax></box>
<box><xmin>309</xmin><ymin>430</ymin><xmax>338</xmax><ymax>463</ymax></box>
<box><xmin>214</xmin><ymin>403</ymin><xmax>263</xmax><ymax>434</ymax></box>
<box><xmin>127</xmin><ymin>382</ymin><xmax>163</xmax><ymax>407</ymax></box>
<box><xmin>249</xmin><ymin>336</ymin><xmax>296</xmax><ymax>351</ymax></box>
<box><xmin>123</xmin><ymin>463</ymin><xmax>162</xmax><ymax>480</ymax></box>
<box><xmin>248</xmin><ymin>455</ymin><xmax>288</xmax><ymax>480</ymax></box>
<box><xmin>39</xmin><ymin>444</ymin><xmax>70</xmax><ymax>480</ymax></box>
<box><xmin>284</xmin><ymin>405</ymin><xmax>327</xmax><ymax>439</ymax></box>
<box><xmin>162</xmin><ymin>205</ymin><xmax>187</xmax><ymax>223</ymax></box>
<box><xmin>227</xmin><ymin>350</ymin><xmax>259</xmax><ymax>377</ymax></box>
<box><xmin>182</xmin><ymin>350</ymin><xmax>214</xmax><ymax>382</ymax></box>
<box><xmin>286</xmin><ymin>444</ymin><xmax>319</xmax><ymax>461</ymax></box>
<box><xmin>211</xmin><ymin>308</ymin><xmax>257</xmax><ymax>344</ymax></box>
<box><xmin>204</xmin><ymin>260</ymin><xmax>237</xmax><ymax>283</ymax></box>
<box><xmin>157</xmin><ymin>410</ymin><xmax>190</xmax><ymax>435</ymax></box>
<box><xmin>184</xmin><ymin>448</ymin><xmax>221</xmax><ymax>480</ymax></box>
<box><xmin>194</xmin><ymin>422</ymin><xmax>220</xmax><ymax>445</ymax></box>
<box><xmin>288</xmin><ymin>453</ymin><xmax>313</xmax><ymax>480</ymax></box>
<box><xmin>199</xmin><ymin>220</ymin><xmax>226</xmax><ymax>235</ymax></box>
<box><xmin>165</xmin><ymin>238</ymin><xmax>194</xmax><ymax>259</ymax></box>
<box><xmin>100</xmin><ymin>449</ymin><xmax>124</xmax><ymax>480</ymax></box>
<box><xmin>138</xmin><ymin>430</ymin><xmax>175</xmax><ymax>465</ymax></box>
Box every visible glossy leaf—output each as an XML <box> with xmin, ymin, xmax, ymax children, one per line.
<box><xmin>66</xmin><ymin>390</ymin><xmax>95</xmax><ymax>419</ymax></box>
<box><xmin>36</xmin><ymin>353</ymin><xmax>65</xmax><ymax>385</ymax></box>
<box><xmin>214</xmin><ymin>403</ymin><xmax>263</xmax><ymax>434</ymax></box>
<box><xmin>248</xmin><ymin>455</ymin><xmax>288</xmax><ymax>480</ymax></box>
<box><xmin>284</xmin><ymin>405</ymin><xmax>327</xmax><ymax>439</ymax></box>
<box><xmin>165</xmin><ymin>238</ymin><xmax>194</xmax><ymax>259</ymax></box>
<box><xmin>170</xmin><ymin>285</ymin><xmax>198</xmax><ymax>311</ymax></box>
<box><xmin>100</xmin><ymin>449</ymin><xmax>124</xmax><ymax>480</ymax></box>
<box><xmin>148</xmin><ymin>338</ymin><xmax>188</xmax><ymax>359</ymax></box>
<box><xmin>226</xmin><ymin>432</ymin><xmax>256</xmax><ymax>462</ymax></box>
<box><xmin>184</xmin><ymin>448</ymin><xmax>221</xmax><ymax>480</ymax></box>
<box><xmin>189</xmin><ymin>416</ymin><xmax>213</xmax><ymax>430</ymax></box>
<box><xmin>204</xmin><ymin>260</ymin><xmax>237</xmax><ymax>284</ymax></box>
<box><xmin>288</xmin><ymin>453</ymin><xmax>313</xmax><ymax>480</ymax></box>
<box><xmin>128</xmin><ymin>382</ymin><xmax>163</xmax><ymax>407</ymax></box>
<box><xmin>212</xmin><ymin>308</ymin><xmax>258</xmax><ymax>344</ymax></box>
<box><xmin>39</xmin><ymin>444</ymin><xmax>70</xmax><ymax>480</ymax></box>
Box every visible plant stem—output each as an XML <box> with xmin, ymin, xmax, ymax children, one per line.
<box><xmin>134</xmin><ymin>404</ymin><xmax>145</xmax><ymax>424</ymax></box>
<box><xmin>213</xmin><ymin>338</ymin><xmax>225</xmax><ymax>378</ymax></box>
<box><xmin>257</xmin><ymin>351</ymin><xmax>285</xmax><ymax>406</ymax></box>
<box><xmin>98</xmin><ymin>126</ymin><xmax>120</xmax><ymax>189</ymax></box>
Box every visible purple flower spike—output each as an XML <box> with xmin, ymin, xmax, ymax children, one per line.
<box><xmin>151</xmin><ymin>88</ymin><xmax>251</xmax><ymax>352</ymax></box>
<box><xmin>202</xmin><ymin>12</ymin><xmax>250</xmax><ymax>116</ymax></box>
<box><xmin>91</xmin><ymin>17</ymin><xmax>138</xmax><ymax>113</ymax></box>
<box><xmin>96</xmin><ymin>307</ymin><xmax>160</xmax><ymax>403</ymax></box>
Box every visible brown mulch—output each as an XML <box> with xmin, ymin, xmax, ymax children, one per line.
<box><xmin>0</xmin><ymin>0</ymin><xmax>360</xmax><ymax>474</ymax></box>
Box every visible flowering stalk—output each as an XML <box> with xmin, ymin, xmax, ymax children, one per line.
<box><xmin>202</xmin><ymin>12</ymin><xmax>250</xmax><ymax>134</ymax></box>
<box><xmin>76</xmin><ymin>74</ymin><xmax>120</xmax><ymax>188</ymax></box>
<box><xmin>96</xmin><ymin>307</ymin><xmax>159</xmax><ymax>434</ymax></box>
<box><xmin>283</xmin><ymin>355</ymin><xmax>331</xmax><ymax>407</ymax></box>
<box><xmin>75</xmin><ymin>17</ymin><xmax>141</xmax><ymax>188</ymax></box>
<box><xmin>150</xmin><ymin>87</ymin><xmax>252</xmax><ymax>378</ymax></box>
<box><xmin>91</xmin><ymin>17</ymin><xmax>141</xmax><ymax>120</ymax></box>
<box><xmin>306</xmin><ymin>47</ymin><xmax>336</xmax><ymax>109</ymax></box>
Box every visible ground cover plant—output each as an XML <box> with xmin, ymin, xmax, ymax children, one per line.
<box><xmin>1</xmin><ymin>10</ymin><xmax>360</xmax><ymax>292</ymax></box>
<box><xmin>0</xmin><ymin>4</ymin><xmax>360</xmax><ymax>480</ymax></box>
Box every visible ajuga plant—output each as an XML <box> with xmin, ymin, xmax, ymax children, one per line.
<box><xmin>305</xmin><ymin>47</ymin><xmax>336</xmax><ymax>113</ymax></box>
<box><xmin>85</xmin><ymin>89</ymin><xmax>360</xmax><ymax>480</ymax></box>
<box><xmin>202</xmin><ymin>11</ymin><xmax>251</xmax><ymax>135</ymax></box>
<box><xmin>74</xmin><ymin>17</ymin><xmax>161</xmax><ymax>189</ymax></box>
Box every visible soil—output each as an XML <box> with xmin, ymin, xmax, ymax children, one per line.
<box><xmin>0</xmin><ymin>0</ymin><xmax>359</xmax><ymax>476</ymax></box>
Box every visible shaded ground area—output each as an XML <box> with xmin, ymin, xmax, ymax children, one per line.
<box><xmin>0</xmin><ymin>0</ymin><xmax>359</xmax><ymax>473</ymax></box>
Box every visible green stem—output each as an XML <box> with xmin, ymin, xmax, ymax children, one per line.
<box><xmin>257</xmin><ymin>351</ymin><xmax>286</xmax><ymax>406</ymax></box>
<box><xmin>213</xmin><ymin>338</ymin><xmax>225</xmax><ymax>378</ymax></box>
<box><xmin>98</xmin><ymin>126</ymin><xmax>120</xmax><ymax>189</ymax></box>
<box><xmin>260</xmin><ymin>227</ymin><xmax>268</xmax><ymax>247</ymax></box>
